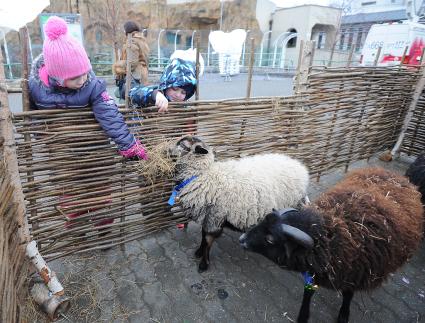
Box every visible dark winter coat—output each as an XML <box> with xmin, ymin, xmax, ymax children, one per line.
<box><xmin>29</xmin><ymin>55</ymin><xmax>135</xmax><ymax>151</ymax></box>
<box><xmin>129</xmin><ymin>58</ymin><xmax>197</xmax><ymax>107</ymax></box>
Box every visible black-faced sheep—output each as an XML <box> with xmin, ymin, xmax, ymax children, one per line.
<box><xmin>406</xmin><ymin>153</ymin><xmax>425</xmax><ymax>205</ymax></box>
<box><xmin>169</xmin><ymin>136</ymin><xmax>309</xmax><ymax>272</ymax></box>
<box><xmin>239</xmin><ymin>167</ymin><xmax>423</xmax><ymax>323</ymax></box>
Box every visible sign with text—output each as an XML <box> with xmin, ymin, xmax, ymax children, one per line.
<box><xmin>39</xmin><ymin>13</ymin><xmax>84</xmax><ymax>45</ymax></box>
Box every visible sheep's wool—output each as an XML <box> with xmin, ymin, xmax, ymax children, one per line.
<box><xmin>179</xmin><ymin>153</ymin><xmax>309</xmax><ymax>232</ymax></box>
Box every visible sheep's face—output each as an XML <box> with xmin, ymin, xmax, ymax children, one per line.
<box><xmin>168</xmin><ymin>136</ymin><xmax>210</xmax><ymax>158</ymax></box>
<box><xmin>168</xmin><ymin>136</ymin><xmax>214</xmax><ymax>177</ymax></box>
<box><xmin>239</xmin><ymin>209</ymin><xmax>314</xmax><ymax>269</ymax></box>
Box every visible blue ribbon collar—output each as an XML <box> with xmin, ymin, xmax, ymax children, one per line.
<box><xmin>168</xmin><ymin>176</ymin><xmax>198</xmax><ymax>206</ymax></box>
<box><xmin>302</xmin><ymin>272</ymin><xmax>318</xmax><ymax>291</ymax></box>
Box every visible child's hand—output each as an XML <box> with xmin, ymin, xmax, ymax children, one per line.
<box><xmin>119</xmin><ymin>139</ymin><xmax>148</xmax><ymax>160</ymax></box>
<box><xmin>155</xmin><ymin>92</ymin><xmax>169</xmax><ymax>113</ymax></box>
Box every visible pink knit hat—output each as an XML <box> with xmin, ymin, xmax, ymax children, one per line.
<box><xmin>43</xmin><ymin>16</ymin><xmax>91</xmax><ymax>80</ymax></box>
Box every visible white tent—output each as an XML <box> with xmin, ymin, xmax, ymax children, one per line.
<box><xmin>209</xmin><ymin>29</ymin><xmax>247</xmax><ymax>77</ymax></box>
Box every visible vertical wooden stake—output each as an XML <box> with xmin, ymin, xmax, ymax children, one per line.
<box><xmin>373</xmin><ymin>46</ymin><xmax>382</xmax><ymax>66</ymax></box>
<box><xmin>327</xmin><ymin>40</ymin><xmax>336</xmax><ymax>67</ymax></box>
<box><xmin>124</xmin><ymin>34</ymin><xmax>132</xmax><ymax>109</ymax></box>
<box><xmin>400</xmin><ymin>45</ymin><xmax>408</xmax><ymax>67</ymax></box>
<box><xmin>246</xmin><ymin>38</ymin><xmax>255</xmax><ymax>99</ymax></box>
<box><xmin>0</xmin><ymin>46</ymin><xmax>31</xmax><ymax>246</ymax></box>
<box><xmin>346</xmin><ymin>45</ymin><xmax>355</xmax><ymax>68</ymax></box>
<box><xmin>19</xmin><ymin>27</ymin><xmax>38</xmax><ymax>232</ymax></box>
<box><xmin>195</xmin><ymin>36</ymin><xmax>200</xmax><ymax>101</ymax></box>
<box><xmin>294</xmin><ymin>41</ymin><xmax>315</xmax><ymax>95</ymax></box>
<box><xmin>391</xmin><ymin>65</ymin><xmax>425</xmax><ymax>157</ymax></box>
<box><xmin>419</xmin><ymin>46</ymin><xmax>425</xmax><ymax>65</ymax></box>
<box><xmin>237</xmin><ymin>38</ymin><xmax>256</xmax><ymax>151</ymax></box>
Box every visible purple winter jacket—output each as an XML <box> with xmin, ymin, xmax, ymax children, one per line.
<box><xmin>29</xmin><ymin>55</ymin><xmax>136</xmax><ymax>151</ymax></box>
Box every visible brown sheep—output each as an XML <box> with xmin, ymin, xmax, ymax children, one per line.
<box><xmin>240</xmin><ymin>167</ymin><xmax>423</xmax><ymax>323</ymax></box>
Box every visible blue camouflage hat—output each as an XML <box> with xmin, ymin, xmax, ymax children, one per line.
<box><xmin>158</xmin><ymin>58</ymin><xmax>197</xmax><ymax>100</ymax></box>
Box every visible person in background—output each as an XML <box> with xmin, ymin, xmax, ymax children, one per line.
<box><xmin>113</xmin><ymin>20</ymin><xmax>150</xmax><ymax>100</ymax></box>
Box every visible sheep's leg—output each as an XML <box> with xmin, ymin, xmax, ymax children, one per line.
<box><xmin>194</xmin><ymin>229</ymin><xmax>207</xmax><ymax>258</ymax></box>
<box><xmin>197</xmin><ymin>229</ymin><xmax>222</xmax><ymax>273</ymax></box>
<box><xmin>337</xmin><ymin>290</ymin><xmax>354</xmax><ymax>323</ymax></box>
<box><xmin>297</xmin><ymin>288</ymin><xmax>315</xmax><ymax>323</ymax></box>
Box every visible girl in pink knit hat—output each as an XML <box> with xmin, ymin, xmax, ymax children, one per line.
<box><xmin>30</xmin><ymin>16</ymin><xmax>147</xmax><ymax>159</ymax></box>
<box><xmin>29</xmin><ymin>16</ymin><xmax>147</xmax><ymax>231</ymax></box>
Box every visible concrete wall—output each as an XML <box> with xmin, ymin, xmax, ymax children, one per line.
<box><xmin>255</xmin><ymin>0</ymin><xmax>276</xmax><ymax>33</ymax></box>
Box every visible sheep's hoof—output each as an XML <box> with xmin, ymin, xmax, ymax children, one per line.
<box><xmin>194</xmin><ymin>248</ymin><xmax>203</xmax><ymax>258</ymax></box>
<box><xmin>198</xmin><ymin>261</ymin><xmax>209</xmax><ymax>273</ymax></box>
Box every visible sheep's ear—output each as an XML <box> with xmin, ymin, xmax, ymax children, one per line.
<box><xmin>280</xmin><ymin>224</ymin><xmax>314</xmax><ymax>249</ymax></box>
<box><xmin>177</xmin><ymin>138</ymin><xmax>192</xmax><ymax>152</ymax></box>
<box><xmin>194</xmin><ymin>145</ymin><xmax>209</xmax><ymax>155</ymax></box>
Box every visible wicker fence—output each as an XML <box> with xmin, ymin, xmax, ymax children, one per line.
<box><xmin>401</xmin><ymin>86</ymin><xmax>425</xmax><ymax>156</ymax></box>
<box><xmin>0</xmin><ymin>162</ymin><xmax>29</xmax><ymax>323</ymax></box>
<box><xmin>8</xmin><ymin>65</ymin><xmax>421</xmax><ymax>260</ymax></box>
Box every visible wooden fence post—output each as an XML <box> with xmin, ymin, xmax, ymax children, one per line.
<box><xmin>246</xmin><ymin>38</ymin><xmax>255</xmax><ymax>99</ymax></box>
<box><xmin>294</xmin><ymin>40</ymin><xmax>315</xmax><ymax>95</ymax></box>
<box><xmin>124</xmin><ymin>33</ymin><xmax>133</xmax><ymax>109</ymax></box>
<box><xmin>327</xmin><ymin>41</ymin><xmax>336</xmax><ymax>67</ymax></box>
<box><xmin>238</xmin><ymin>38</ymin><xmax>256</xmax><ymax>151</ymax></box>
<box><xmin>195</xmin><ymin>36</ymin><xmax>201</xmax><ymax>101</ymax></box>
<box><xmin>346</xmin><ymin>45</ymin><xmax>355</xmax><ymax>68</ymax></box>
<box><xmin>19</xmin><ymin>27</ymin><xmax>39</xmax><ymax>232</ymax></box>
<box><xmin>390</xmin><ymin>65</ymin><xmax>425</xmax><ymax>157</ymax></box>
<box><xmin>0</xmin><ymin>46</ymin><xmax>31</xmax><ymax>246</ymax></box>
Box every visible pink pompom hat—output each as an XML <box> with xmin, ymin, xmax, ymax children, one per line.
<box><xmin>42</xmin><ymin>16</ymin><xmax>91</xmax><ymax>81</ymax></box>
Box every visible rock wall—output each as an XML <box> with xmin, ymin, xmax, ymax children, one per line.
<box><xmin>3</xmin><ymin>0</ymin><xmax>261</xmax><ymax>64</ymax></box>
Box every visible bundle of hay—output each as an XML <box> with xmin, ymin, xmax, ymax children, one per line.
<box><xmin>136</xmin><ymin>138</ymin><xmax>177</xmax><ymax>184</ymax></box>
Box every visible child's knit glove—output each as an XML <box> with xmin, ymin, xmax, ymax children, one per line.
<box><xmin>119</xmin><ymin>139</ymin><xmax>148</xmax><ymax>160</ymax></box>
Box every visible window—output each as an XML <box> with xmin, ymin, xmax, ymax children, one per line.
<box><xmin>355</xmin><ymin>29</ymin><xmax>363</xmax><ymax>52</ymax></box>
<box><xmin>95</xmin><ymin>30</ymin><xmax>102</xmax><ymax>42</ymax></box>
<box><xmin>166</xmin><ymin>32</ymin><xmax>174</xmax><ymax>43</ymax></box>
<box><xmin>186</xmin><ymin>36</ymin><xmax>192</xmax><ymax>48</ymax></box>
<box><xmin>166</xmin><ymin>32</ymin><xmax>181</xmax><ymax>44</ymax></box>
<box><xmin>347</xmin><ymin>29</ymin><xmax>354</xmax><ymax>50</ymax></box>
<box><xmin>287</xmin><ymin>28</ymin><xmax>297</xmax><ymax>48</ymax></box>
<box><xmin>339</xmin><ymin>32</ymin><xmax>345</xmax><ymax>50</ymax></box>
<box><xmin>317</xmin><ymin>32</ymin><xmax>326</xmax><ymax>49</ymax></box>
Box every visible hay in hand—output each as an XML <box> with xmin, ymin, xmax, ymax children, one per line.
<box><xmin>136</xmin><ymin>138</ymin><xmax>177</xmax><ymax>184</ymax></box>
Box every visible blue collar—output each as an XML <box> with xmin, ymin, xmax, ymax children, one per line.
<box><xmin>302</xmin><ymin>272</ymin><xmax>318</xmax><ymax>291</ymax></box>
<box><xmin>168</xmin><ymin>176</ymin><xmax>198</xmax><ymax>206</ymax></box>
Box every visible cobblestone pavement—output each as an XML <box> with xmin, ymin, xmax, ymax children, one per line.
<box><xmin>28</xmin><ymin>156</ymin><xmax>425</xmax><ymax>323</ymax></box>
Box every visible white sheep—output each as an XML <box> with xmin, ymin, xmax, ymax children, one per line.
<box><xmin>168</xmin><ymin>136</ymin><xmax>309</xmax><ymax>272</ymax></box>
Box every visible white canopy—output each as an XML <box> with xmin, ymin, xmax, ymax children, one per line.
<box><xmin>209</xmin><ymin>29</ymin><xmax>247</xmax><ymax>56</ymax></box>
